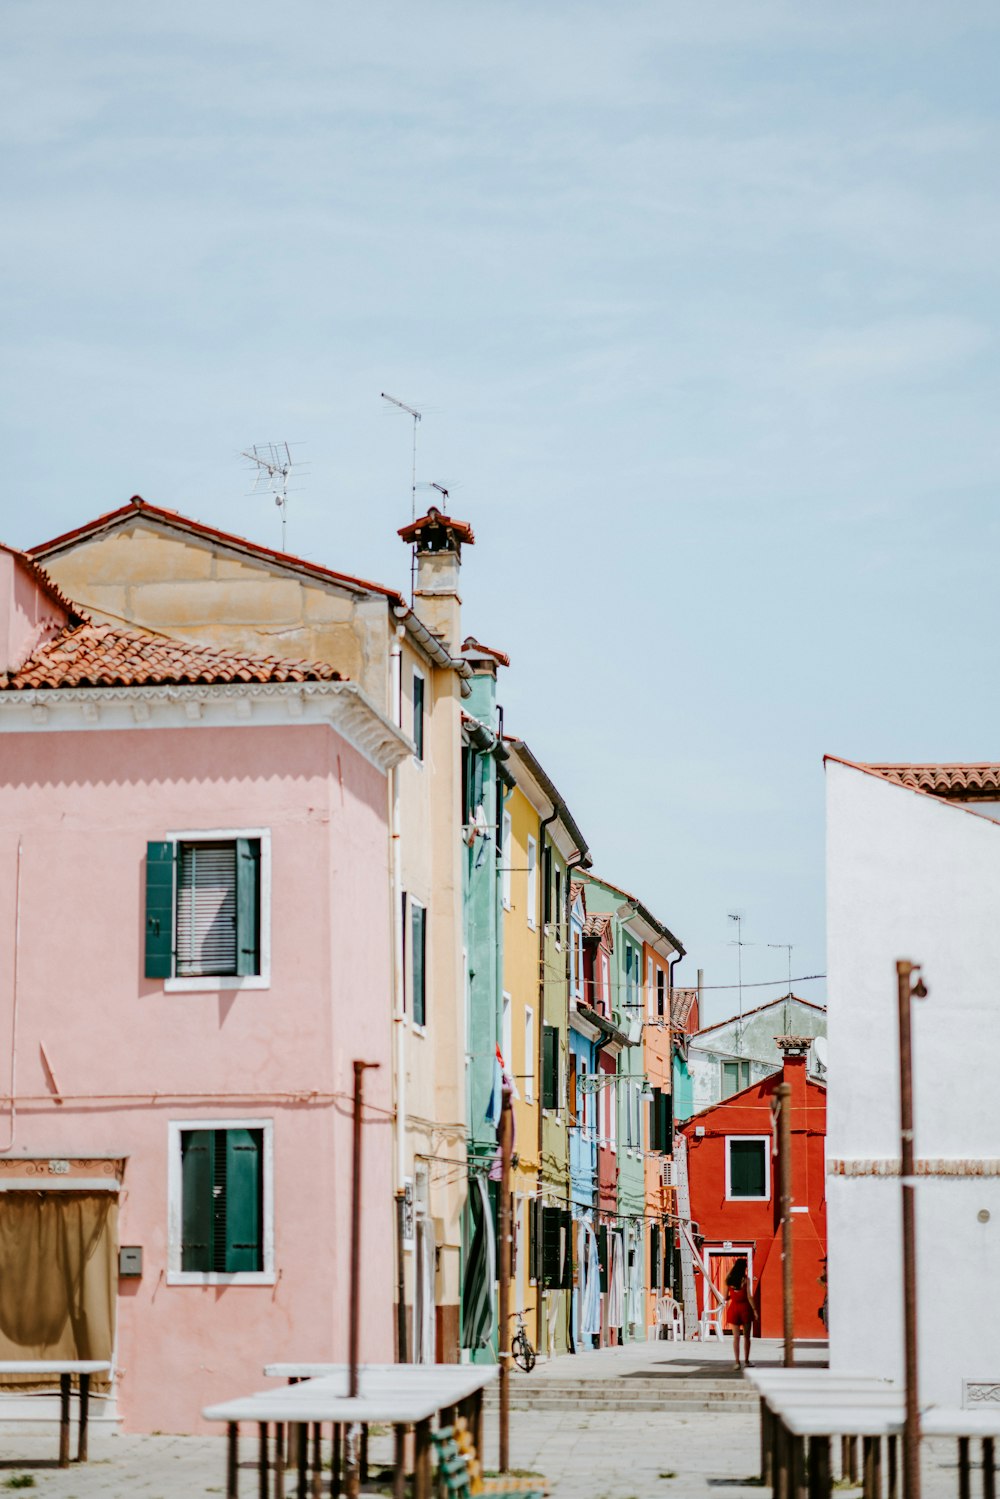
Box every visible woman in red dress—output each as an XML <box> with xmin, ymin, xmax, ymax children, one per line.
<box><xmin>725</xmin><ymin>1257</ymin><xmax>758</xmax><ymax>1370</ymax></box>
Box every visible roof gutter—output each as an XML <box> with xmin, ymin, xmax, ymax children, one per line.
<box><xmin>394</xmin><ymin>606</ymin><xmax>473</xmax><ymax>697</ymax></box>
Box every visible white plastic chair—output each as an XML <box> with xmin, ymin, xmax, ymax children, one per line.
<box><xmin>654</xmin><ymin>1295</ymin><xmax>685</xmax><ymax>1341</ymax></box>
<box><xmin>700</xmin><ymin>1299</ymin><xmax>726</xmax><ymax>1340</ymax></box>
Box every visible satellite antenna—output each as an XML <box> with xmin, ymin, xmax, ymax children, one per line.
<box><xmin>813</xmin><ymin>1035</ymin><xmax>829</xmax><ymax>1074</ymax></box>
<box><xmin>242</xmin><ymin>442</ymin><xmax>294</xmax><ymax>551</ymax></box>
<box><xmin>381</xmin><ymin>392</ymin><xmax>423</xmax><ymax>600</ymax></box>
<box><xmin>728</xmin><ymin>912</ymin><xmax>745</xmax><ymax>1045</ymax></box>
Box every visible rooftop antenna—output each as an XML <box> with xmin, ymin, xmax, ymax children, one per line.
<box><xmin>728</xmin><ymin>913</ymin><xmax>745</xmax><ymax>1049</ymax></box>
<box><xmin>381</xmin><ymin>393</ymin><xmax>423</xmax><ymax>603</ymax></box>
<box><xmin>241</xmin><ymin>442</ymin><xmax>294</xmax><ymax>551</ymax></box>
<box><xmin>429</xmin><ymin>481</ymin><xmax>449</xmax><ymax>504</ymax></box>
<box><xmin>769</xmin><ymin>943</ymin><xmax>794</xmax><ymax>1032</ymax></box>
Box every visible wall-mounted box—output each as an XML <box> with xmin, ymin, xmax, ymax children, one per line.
<box><xmin>119</xmin><ymin>1246</ymin><xmax>143</xmax><ymax>1277</ymax></box>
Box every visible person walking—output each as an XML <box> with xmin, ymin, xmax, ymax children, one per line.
<box><xmin>725</xmin><ymin>1257</ymin><xmax>757</xmax><ymax>1370</ymax></box>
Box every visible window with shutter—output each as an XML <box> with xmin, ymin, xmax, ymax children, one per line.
<box><xmin>148</xmin><ymin>832</ymin><xmax>266</xmax><ymax>983</ymax></box>
<box><xmin>411</xmin><ymin>901</ymin><xmax>427</xmax><ymax>1027</ymax></box>
<box><xmin>178</xmin><ymin>1126</ymin><xmax>264</xmax><ymax>1275</ymax></box>
<box><xmin>568</xmin><ymin>1053</ymin><xmax>578</xmax><ymax>1124</ymax></box>
<box><xmin>597</xmin><ymin>1225</ymin><xmax>609</xmax><ymax>1294</ymax></box>
<box><xmin>727</xmin><ymin>1137</ymin><xmax>769</xmax><ymax>1199</ymax></box>
<box><xmin>412</xmin><ymin>672</ymin><xmax>425</xmax><ymax>761</ymax></box>
<box><xmin>650</xmin><ymin>1224</ymin><xmax>660</xmax><ymax>1290</ymax></box>
<box><xmin>541</xmin><ymin>1025</ymin><xmax>558</xmax><ymax>1110</ymax></box>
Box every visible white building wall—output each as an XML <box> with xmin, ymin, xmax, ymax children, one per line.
<box><xmin>826</xmin><ymin>760</ymin><xmax>1000</xmax><ymax>1405</ymax></box>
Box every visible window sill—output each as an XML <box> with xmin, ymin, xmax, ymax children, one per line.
<box><xmin>725</xmin><ymin>1195</ymin><xmax>770</xmax><ymax>1203</ymax></box>
<box><xmin>167</xmin><ymin>1271</ymin><xmax>276</xmax><ymax>1287</ymax></box>
<box><xmin>165</xmin><ymin>975</ymin><xmax>270</xmax><ymax>993</ymax></box>
<box><xmin>412</xmin><ymin>1023</ymin><xmax>428</xmax><ymax>1039</ymax></box>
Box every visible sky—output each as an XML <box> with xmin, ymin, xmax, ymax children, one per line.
<box><xmin>4</xmin><ymin>2</ymin><xmax>1000</xmax><ymax>1021</ymax></box>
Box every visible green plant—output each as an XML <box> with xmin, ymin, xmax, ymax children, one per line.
<box><xmin>4</xmin><ymin>1477</ymin><xmax>36</xmax><ymax>1490</ymax></box>
<box><xmin>658</xmin><ymin>1473</ymin><xmax>677</xmax><ymax>1480</ymax></box>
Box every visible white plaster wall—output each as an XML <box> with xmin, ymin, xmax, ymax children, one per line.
<box><xmin>826</xmin><ymin>760</ymin><xmax>1000</xmax><ymax>1403</ymax></box>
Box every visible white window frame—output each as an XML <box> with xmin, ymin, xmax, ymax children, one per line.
<box><xmin>412</xmin><ymin>668</ymin><xmax>426</xmax><ymax>764</ymax></box>
<box><xmin>164</xmin><ymin>827</ymin><xmax>271</xmax><ymax>993</ymax></box>
<box><xmin>526</xmin><ymin>837</ymin><xmax>537</xmax><ymax>930</ymax></box>
<box><xmin>501</xmin><ymin>811</ymin><xmax>513</xmax><ymax>910</ymax></box>
<box><xmin>523</xmin><ymin>1005</ymin><xmax>534</xmax><ymax>1103</ymax></box>
<box><xmin>725</xmin><ymin>1135</ymin><xmax>771</xmax><ymax>1202</ymax></box>
<box><xmin>167</xmin><ymin>1117</ymin><xmax>275</xmax><ymax>1286</ymax></box>
<box><xmin>646</xmin><ymin>957</ymin><xmax>654</xmax><ymax>1018</ymax></box>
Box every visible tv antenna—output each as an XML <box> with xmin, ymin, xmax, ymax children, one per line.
<box><xmin>728</xmin><ymin>913</ymin><xmax>746</xmax><ymax>1045</ymax></box>
<box><xmin>381</xmin><ymin>393</ymin><xmax>423</xmax><ymax>601</ymax></box>
<box><xmin>768</xmin><ymin>943</ymin><xmax>794</xmax><ymax>1031</ymax></box>
<box><xmin>241</xmin><ymin>442</ymin><xmax>294</xmax><ymax>551</ymax></box>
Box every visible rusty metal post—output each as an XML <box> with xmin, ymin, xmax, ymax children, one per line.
<box><xmin>498</xmin><ymin>1085</ymin><xmax>513</xmax><ymax>1473</ymax></box>
<box><xmin>350</xmin><ymin>1059</ymin><xmax>381</xmax><ymax>1399</ymax></box>
<box><xmin>776</xmin><ymin>1081</ymin><xmax>795</xmax><ymax>1367</ymax></box>
<box><xmin>897</xmin><ymin>960</ymin><xmax>926</xmax><ymax>1499</ymax></box>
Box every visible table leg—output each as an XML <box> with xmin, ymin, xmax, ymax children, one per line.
<box><xmin>332</xmin><ymin>1423</ymin><xmax>342</xmax><ymax>1499</ymax></box>
<box><xmin>311</xmin><ymin>1424</ymin><xmax>323</xmax><ymax>1499</ymax></box>
<box><xmin>791</xmin><ymin>1434</ymin><xmax>807</xmax><ymax>1499</ymax></box>
<box><xmin>360</xmin><ymin>1425</ymin><xmax>369</xmax><ymax>1484</ymax></box>
<box><xmin>847</xmin><ymin>1436</ymin><xmax>859</xmax><ymax>1486</ymax></box>
<box><xmin>59</xmin><ymin>1373</ymin><xmax>71</xmax><ymax>1468</ymax></box>
<box><xmin>275</xmin><ymin>1427</ymin><xmax>285</xmax><ymax>1499</ymax></box>
<box><xmin>77</xmin><ymin>1372</ymin><xmax>90</xmax><ymax>1463</ymax></box>
<box><xmin>774</xmin><ymin>1418</ymin><xmax>788</xmax><ymax>1499</ymax></box>
<box><xmin>393</xmin><ymin>1426</ymin><xmax>406</xmax><ymax>1499</ymax></box>
<box><xmin>228</xmin><ymin>1423</ymin><xmax>240</xmax><ymax>1499</ymax></box>
<box><xmin>808</xmin><ymin>1436</ymin><xmax>830</xmax><ymax>1499</ymax></box>
<box><xmin>887</xmin><ymin>1436</ymin><xmax>898</xmax><ymax>1499</ymax></box>
<box><xmin>958</xmin><ymin>1437</ymin><xmax>971</xmax><ymax>1499</ymax></box>
<box><xmin>258</xmin><ymin>1422</ymin><xmax>269</xmax><ymax>1499</ymax></box>
<box><xmin>414</xmin><ymin>1419</ymin><xmax>431</xmax><ymax>1499</ymax></box>
<box><xmin>296</xmin><ymin>1420</ymin><xmax>308</xmax><ymax>1499</ymax></box>
<box><xmin>862</xmin><ymin>1436</ymin><xmax>882</xmax><ymax>1499</ymax></box>
<box><xmin>472</xmin><ymin>1389</ymin><xmax>483</xmax><ymax>1462</ymax></box>
<box><xmin>984</xmin><ymin>1438</ymin><xmax>996</xmax><ymax>1499</ymax></box>
<box><xmin>761</xmin><ymin>1399</ymin><xmax>773</xmax><ymax>1487</ymax></box>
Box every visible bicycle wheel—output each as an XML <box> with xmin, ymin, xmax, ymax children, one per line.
<box><xmin>512</xmin><ymin>1331</ymin><xmax>536</xmax><ymax>1373</ymax></box>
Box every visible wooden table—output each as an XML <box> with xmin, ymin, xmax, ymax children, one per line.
<box><xmin>744</xmin><ymin>1370</ymin><xmax>904</xmax><ymax>1498</ymax></box>
<box><xmin>922</xmin><ymin>1409</ymin><xmax>1000</xmax><ymax>1499</ymax></box>
<box><xmin>204</xmin><ymin>1364</ymin><xmax>498</xmax><ymax>1499</ymax></box>
<box><xmin>0</xmin><ymin>1360</ymin><xmax>111</xmax><ymax>1467</ymax></box>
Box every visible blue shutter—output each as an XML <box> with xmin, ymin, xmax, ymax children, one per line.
<box><xmin>412</xmin><ymin>903</ymin><xmax>426</xmax><ymax>1027</ymax></box>
<box><xmin>145</xmin><ymin>842</ymin><xmax>175</xmax><ymax>979</ymax></box>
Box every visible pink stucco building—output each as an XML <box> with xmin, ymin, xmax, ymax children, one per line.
<box><xmin>0</xmin><ymin>546</ymin><xmax>409</xmax><ymax>1432</ymax></box>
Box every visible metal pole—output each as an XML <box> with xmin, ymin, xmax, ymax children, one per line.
<box><xmin>897</xmin><ymin>959</ymin><xmax>926</xmax><ymax>1499</ymax></box>
<box><xmin>498</xmin><ymin>1086</ymin><xmax>513</xmax><ymax>1473</ymax></box>
<box><xmin>776</xmin><ymin>1081</ymin><xmax>795</xmax><ymax>1367</ymax></box>
<box><xmin>395</xmin><ymin>1191</ymin><xmax>408</xmax><ymax>1362</ymax></box>
<box><xmin>350</xmin><ymin>1060</ymin><xmax>381</xmax><ymax>1400</ymax></box>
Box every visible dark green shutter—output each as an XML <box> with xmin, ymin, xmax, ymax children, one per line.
<box><xmin>660</xmin><ymin>1091</ymin><xmax>673</xmax><ymax>1151</ymax></box>
<box><xmin>560</xmin><ymin>1209</ymin><xmax>573</xmax><ymax>1289</ymax></box>
<box><xmin>412</xmin><ymin>904</ymin><xmax>426</xmax><ymax>1027</ymax></box>
<box><xmin>235</xmin><ymin>838</ymin><xmax>260</xmax><ymax>976</ymax></box>
<box><xmin>145</xmin><ymin>841</ymin><xmax>175</xmax><ymax>979</ymax></box>
<box><xmin>541</xmin><ymin>1206</ymin><xmax>562</xmax><ymax>1288</ymax></box>
<box><xmin>541</xmin><ymin>1026</ymin><xmax>558</xmax><ymax>1110</ymax></box>
<box><xmin>597</xmin><ymin>1226</ymin><xmax>609</xmax><ymax>1294</ymax></box>
<box><xmin>181</xmin><ymin>1130</ymin><xmax>214</xmax><ymax>1271</ymax></box>
<box><xmin>224</xmin><ymin>1128</ymin><xmax>262</xmax><ymax>1271</ymax></box>
<box><xmin>529</xmin><ymin>1198</ymin><xmax>541</xmax><ymax>1282</ymax></box>
<box><xmin>650</xmin><ymin>1089</ymin><xmax>662</xmax><ymax>1151</ymax></box>
<box><xmin>650</xmin><ymin>1224</ymin><xmax>660</xmax><ymax>1289</ymax></box>
<box><xmin>730</xmin><ymin>1139</ymin><xmax>766</xmax><ymax>1198</ymax></box>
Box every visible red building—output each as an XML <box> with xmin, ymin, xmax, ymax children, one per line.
<box><xmin>678</xmin><ymin>1036</ymin><xmax>826</xmax><ymax>1340</ymax></box>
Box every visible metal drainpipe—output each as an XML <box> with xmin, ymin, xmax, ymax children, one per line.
<box><xmin>534</xmin><ymin>808</ymin><xmax>557</xmax><ymax>1356</ymax></box>
<box><xmin>390</xmin><ymin>626</ymin><xmax>408</xmax><ymax>1361</ymax></box>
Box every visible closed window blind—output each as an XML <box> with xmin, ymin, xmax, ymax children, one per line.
<box><xmin>177</xmin><ymin>843</ymin><xmax>237</xmax><ymax>976</ymax></box>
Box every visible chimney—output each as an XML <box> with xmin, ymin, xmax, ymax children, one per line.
<box><xmin>397</xmin><ymin>507</ymin><xmax>474</xmax><ymax>652</ymax></box>
<box><xmin>775</xmin><ymin>1035</ymin><xmax>811</xmax><ymax>1107</ymax></box>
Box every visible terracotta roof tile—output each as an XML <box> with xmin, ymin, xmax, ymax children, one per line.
<box><xmin>863</xmin><ymin>763</ymin><xmax>1000</xmax><ymax>801</ymax></box>
<box><xmin>464</xmin><ymin>637</ymin><xmax>510</xmax><ymax>668</ymax></box>
<box><xmin>1</xmin><ymin>621</ymin><xmax>344</xmax><ymax>691</ymax></box>
<box><xmin>670</xmin><ymin>987</ymin><xmax>699</xmax><ymax>1031</ymax></box>
<box><xmin>583</xmin><ymin>912</ymin><xmax>614</xmax><ymax>947</ymax></box>
<box><xmin>398</xmin><ymin>507</ymin><xmax>475</xmax><ymax>547</ymax></box>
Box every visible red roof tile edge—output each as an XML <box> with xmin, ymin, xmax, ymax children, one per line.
<box><xmin>30</xmin><ymin>496</ymin><xmax>405</xmax><ymax>608</ymax></box>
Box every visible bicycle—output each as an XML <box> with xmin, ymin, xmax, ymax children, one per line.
<box><xmin>510</xmin><ymin>1309</ymin><xmax>536</xmax><ymax>1372</ymax></box>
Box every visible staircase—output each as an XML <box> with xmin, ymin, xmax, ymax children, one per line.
<box><xmin>484</xmin><ymin>1371</ymin><xmax>757</xmax><ymax>1416</ymax></box>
